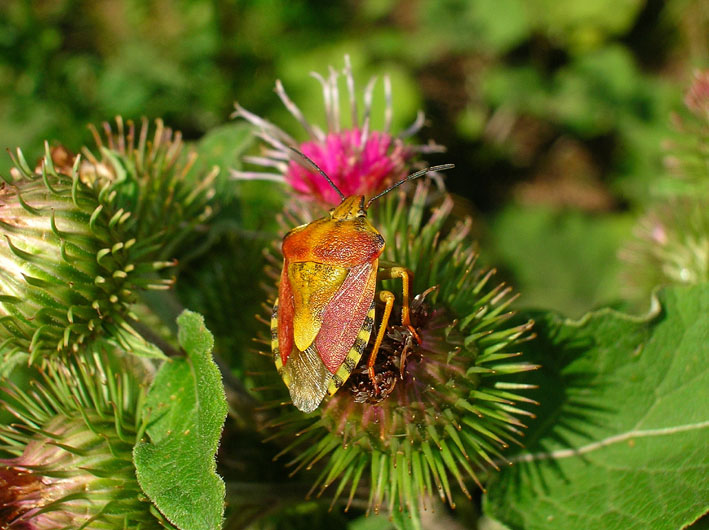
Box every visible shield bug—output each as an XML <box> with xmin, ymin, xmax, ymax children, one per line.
<box><xmin>271</xmin><ymin>149</ymin><xmax>453</xmax><ymax>412</ymax></box>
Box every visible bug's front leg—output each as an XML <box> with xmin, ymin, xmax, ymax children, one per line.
<box><xmin>377</xmin><ymin>264</ymin><xmax>421</xmax><ymax>343</ymax></box>
<box><xmin>367</xmin><ymin>289</ymin><xmax>395</xmax><ymax>395</ymax></box>
<box><xmin>367</xmin><ymin>265</ymin><xmax>421</xmax><ymax>395</ymax></box>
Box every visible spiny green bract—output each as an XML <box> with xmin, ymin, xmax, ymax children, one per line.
<box><xmin>0</xmin><ymin>118</ymin><xmax>216</xmax><ymax>370</ymax></box>
<box><xmin>82</xmin><ymin>118</ymin><xmax>217</xmax><ymax>260</ymax></box>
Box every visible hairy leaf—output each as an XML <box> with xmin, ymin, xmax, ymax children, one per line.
<box><xmin>484</xmin><ymin>285</ymin><xmax>709</xmax><ymax>529</ymax></box>
<box><xmin>134</xmin><ymin>311</ymin><xmax>228</xmax><ymax>530</ymax></box>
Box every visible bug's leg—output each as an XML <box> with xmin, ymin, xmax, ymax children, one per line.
<box><xmin>378</xmin><ymin>265</ymin><xmax>421</xmax><ymax>343</ymax></box>
<box><xmin>368</xmin><ymin>289</ymin><xmax>395</xmax><ymax>395</ymax></box>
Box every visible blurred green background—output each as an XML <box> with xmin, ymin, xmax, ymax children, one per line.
<box><xmin>1</xmin><ymin>0</ymin><xmax>707</xmax><ymax>317</ymax></box>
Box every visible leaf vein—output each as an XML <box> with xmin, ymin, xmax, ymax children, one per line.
<box><xmin>509</xmin><ymin>420</ymin><xmax>709</xmax><ymax>464</ymax></box>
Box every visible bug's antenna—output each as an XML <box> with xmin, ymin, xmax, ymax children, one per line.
<box><xmin>287</xmin><ymin>146</ymin><xmax>345</xmax><ymax>202</ymax></box>
<box><xmin>365</xmin><ymin>164</ymin><xmax>454</xmax><ymax>209</ymax></box>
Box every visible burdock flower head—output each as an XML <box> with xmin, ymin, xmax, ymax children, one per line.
<box><xmin>0</xmin><ymin>350</ymin><xmax>168</xmax><ymax>528</ymax></box>
<box><xmin>258</xmin><ymin>180</ymin><xmax>538</xmax><ymax>516</ymax></box>
<box><xmin>232</xmin><ymin>56</ymin><xmax>444</xmax><ymax>206</ymax></box>
<box><xmin>620</xmin><ymin>198</ymin><xmax>709</xmax><ymax>291</ymax></box>
<box><xmin>620</xmin><ymin>70</ymin><xmax>709</xmax><ymax>295</ymax></box>
<box><xmin>0</xmin><ymin>118</ymin><xmax>216</xmax><ymax>368</ymax></box>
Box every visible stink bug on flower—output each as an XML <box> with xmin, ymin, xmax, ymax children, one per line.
<box><xmin>271</xmin><ymin>149</ymin><xmax>454</xmax><ymax>412</ymax></box>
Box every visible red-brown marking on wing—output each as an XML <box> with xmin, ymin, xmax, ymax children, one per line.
<box><xmin>315</xmin><ymin>260</ymin><xmax>377</xmax><ymax>373</ymax></box>
<box><xmin>277</xmin><ymin>262</ymin><xmax>295</xmax><ymax>365</ymax></box>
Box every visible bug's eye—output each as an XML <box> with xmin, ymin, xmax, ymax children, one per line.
<box><xmin>357</xmin><ymin>209</ymin><xmax>366</xmax><ymax>217</ymax></box>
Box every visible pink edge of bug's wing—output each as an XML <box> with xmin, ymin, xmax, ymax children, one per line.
<box><xmin>276</xmin><ymin>262</ymin><xmax>295</xmax><ymax>367</ymax></box>
<box><xmin>315</xmin><ymin>260</ymin><xmax>377</xmax><ymax>377</ymax></box>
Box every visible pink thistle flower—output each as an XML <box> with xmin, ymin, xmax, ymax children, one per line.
<box><xmin>232</xmin><ymin>56</ymin><xmax>444</xmax><ymax>205</ymax></box>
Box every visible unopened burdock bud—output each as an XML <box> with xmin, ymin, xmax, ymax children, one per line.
<box><xmin>0</xmin><ymin>118</ymin><xmax>217</xmax><ymax>368</ymax></box>
<box><xmin>0</xmin><ymin>145</ymin><xmax>171</xmax><ymax>367</ymax></box>
<box><xmin>0</xmin><ymin>351</ymin><xmax>169</xmax><ymax>529</ymax></box>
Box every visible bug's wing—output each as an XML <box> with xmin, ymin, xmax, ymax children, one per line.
<box><xmin>273</xmin><ymin>261</ymin><xmax>348</xmax><ymax>413</ymax></box>
<box><xmin>273</xmin><ymin>261</ymin><xmax>377</xmax><ymax>412</ymax></box>
<box><xmin>326</xmin><ymin>302</ymin><xmax>375</xmax><ymax>396</ymax></box>
<box><xmin>282</xmin><ymin>344</ymin><xmax>332</xmax><ymax>413</ymax></box>
<box><xmin>273</xmin><ymin>261</ymin><xmax>348</xmax><ymax>367</ymax></box>
<box><xmin>315</xmin><ymin>260</ymin><xmax>377</xmax><ymax>390</ymax></box>
<box><xmin>288</xmin><ymin>262</ymin><xmax>348</xmax><ymax>352</ymax></box>
<box><xmin>272</xmin><ymin>293</ymin><xmax>331</xmax><ymax>413</ymax></box>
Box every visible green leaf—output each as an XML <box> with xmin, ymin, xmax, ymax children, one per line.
<box><xmin>484</xmin><ymin>285</ymin><xmax>709</xmax><ymax>529</ymax></box>
<box><xmin>419</xmin><ymin>0</ymin><xmax>530</xmax><ymax>55</ymax></box>
<box><xmin>194</xmin><ymin>123</ymin><xmax>254</xmax><ymax>186</ymax></box>
<box><xmin>529</xmin><ymin>0</ymin><xmax>644</xmax><ymax>52</ymax></box>
<box><xmin>134</xmin><ymin>310</ymin><xmax>228</xmax><ymax>530</ymax></box>
<box><xmin>487</xmin><ymin>206</ymin><xmax>633</xmax><ymax>317</ymax></box>
<box><xmin>349</xmin><ymin>514</ymin><xmax>396</xmax><ymax>530</ymax></box>
<box><xmin>195</xmin><ymin>122</ymin><xmax>284</xmax><ymax>232</ymax></box>
<box><xmin>391</xmin><ymin>509</ymin><xmax>422</xmax><ymax>530</ymax></box>
<box><xmin>176</xmin><ymin>231</ymin><xmax>270</xmax><ymax>372</ymax></box>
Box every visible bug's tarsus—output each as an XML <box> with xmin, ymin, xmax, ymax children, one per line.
<box><xmin>287</xmin><ymin>146</ymin><xmax>346</xmax><ymax>202</ymax></box>
<box><xmin>365</xmin><ymin>163</ymin><xmax>455</xmax><ymax>209</ymax></box>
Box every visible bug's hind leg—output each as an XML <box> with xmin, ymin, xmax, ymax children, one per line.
<box><xmin>367</xmin><ymin>289</ymin><xmax>395</xmax><ymax>395</ymax></box>
<box><xmin>378</xmin><ymin>265</ymin><xmax>421</xmax><ymax>343</ymax></box>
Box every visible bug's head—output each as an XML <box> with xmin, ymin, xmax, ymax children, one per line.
<box><xmin>330</xmin><ymin>195</ymin><xmax>366</xmax><ymax>220</ymax></box>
